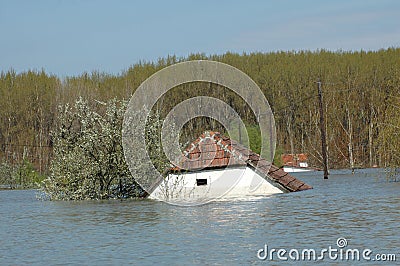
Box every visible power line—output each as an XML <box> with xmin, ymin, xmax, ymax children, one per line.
<box><xmin>272</xmin><ymin>93</ymin><xmax>317</xmax><ymax>114</ymax></box>
<box><xmin>271</xmin><ymin>81</ymin><xmax>365</xmax><ymax>115</ymax></box>
<box><xmin>2</xmin><ymin>143</ymin><xmax>52</xmax><ymax>148</ymax></box>
<box><xmin>325</xmin><ymin>87</ymin><xmax>361</xmax><ymax>93</ymax></box>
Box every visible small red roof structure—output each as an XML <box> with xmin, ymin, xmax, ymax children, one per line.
<box><xmin>168</xmin><ymin>131</ymin><xmax>312</xmax><ymax>193</ymax></box>
<box><xmin>282</xmin><ymin>153</ymin><xmax>308</xmax><ymax>167</ymax></box>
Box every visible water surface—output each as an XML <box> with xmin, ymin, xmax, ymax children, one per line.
<box><xmin>0</xmin><ymin>169</ymin><xmax>399</xmax><ymax>265</ymax></box>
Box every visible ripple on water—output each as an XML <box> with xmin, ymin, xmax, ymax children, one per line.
<box><xmin>0</xmin><ymin>169</ymin><xmax>398</xmax><ymax>265</ymax></box>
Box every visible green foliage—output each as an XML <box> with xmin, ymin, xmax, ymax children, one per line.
<box><xmin>1</xmin><ymin>48</ymin><xmax>400</xmax><ymax>174</ymax></box>
<box><xmin>246</xmin><ymin>124</ymin><xmax>262</xmax><ymax>155</ymax></box>
<box><xmin>0</xmin><ymin>162</ymin><xmax>16</xmax><ymax>189</ymax></box>
<box><xmin>378</xmin><ymin>94</ymin><xmax>400</xmax><ymax>170</ymax></box>
<box><xmin>0</xmin><ymin>70</ymin><xmax>58</xmax><ymax>173</ymax></box>
<box><xmin>273</xmin><ymin>146</ymin><xmax>284</xmax><ymax>168</ymax></box>
<box><xmin>41</xmin><ymin>98</ymin><xmax>144</xmax><ymax>200</ymax></box>
<box><xmin>40</xmin><ymin>97</ymin><xmax>173</xmax><ymax>200</ymax></box>
<box><xmin>0</xmin><ymin>160</ymin><xmax>44</xmax><ymax>189</ymax></box>
<box><xmin>227</xmin><ymin>123</ymin><xmax>263</xmax><ymax>154</ymax></box>
<box><xmin>16</xmin><ymin>160</ymin><xmax>45</xmax><ymax>188</ymax></box>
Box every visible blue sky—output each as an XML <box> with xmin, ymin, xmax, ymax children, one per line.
<box><xmin>1</xmin><ymin>0</ymin><xmax>399</xmax><ymax>77</ymax></box>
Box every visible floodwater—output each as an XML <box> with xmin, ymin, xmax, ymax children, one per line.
<box><xmin>0</xmin><ymin>169</ymin><xmax>399</xmax><ymax>265</ymax></box>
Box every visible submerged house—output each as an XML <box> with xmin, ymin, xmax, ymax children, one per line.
<box><xmin>149</xmin><ymin>132</ymin><xmax>312</xmax><ymax>203</ymax></box>
<box><xmin>282</xmin><ymin>153</ymin><xmax>317</xmax><ymax>173</ymax></box>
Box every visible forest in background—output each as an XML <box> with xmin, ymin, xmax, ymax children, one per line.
<box><xmin>1</xmin><ymin>48</ymin><xmax>400</xmax><ymax>180</ymax></box>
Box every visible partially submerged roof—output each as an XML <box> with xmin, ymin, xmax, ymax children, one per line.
<box><xmin>282</xmin><ymin>153</ymin><xmax>308</xmax><ymax>166</ymax></box>
<box><xmin>170</xmin><ymin>131</ymin><xmax>312</xmax><ymax>192</ymax></box>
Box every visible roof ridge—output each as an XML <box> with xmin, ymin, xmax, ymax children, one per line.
<box><xmin>183</xmin><ymin>131</ymin><xmax>250</xmax><ymax>164</ymax></box>
<box><xmin>177</xmin><ymin>131</ymin><xmax>313</xmax><ymax>192</ymax></box>
<box><xmin>183</xmin><ymin>131</ymin><xmax>220</xmax><ymax>156</ymax></box>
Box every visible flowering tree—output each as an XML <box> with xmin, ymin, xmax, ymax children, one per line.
<box><xmin>41</xmin><ymin>98</ymin><xmax>149</xmax><ymax>200</ymax></box>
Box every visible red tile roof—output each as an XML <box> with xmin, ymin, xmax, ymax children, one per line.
<box><xmin>282</xmin><ymin>153</ymin><xmax>308</xmax><ymax>167</ymax></box>
<box><xmin>170</xmin><ymin>131</ymin><xmax>312</xmax><ymax>192</ymax></box>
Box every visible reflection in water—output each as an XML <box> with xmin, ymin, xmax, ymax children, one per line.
<box><xmin>0</xmin><ymin>168</ymin><xmax>398</xmax><ymax>265</ymax></box>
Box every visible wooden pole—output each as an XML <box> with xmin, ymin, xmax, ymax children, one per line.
<box><xmin>269</xmin><ymin>111</ymin><xmax>274</xmax><ymax>163</ymax></box>
<box><xmin>317</xmin><ymin>80</ymin><xmax>329</xmax><ymax>179</ymax></box>
<box><xmin>238</xmin><ymin>121</ymin><xmax>242</xmax><ymax>144</ymax></box>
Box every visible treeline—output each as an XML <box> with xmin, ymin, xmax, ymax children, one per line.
<box><xmin>1</xmin><ymin>48</ymin><xmax>400</xmax><ymax>174</ymax></box>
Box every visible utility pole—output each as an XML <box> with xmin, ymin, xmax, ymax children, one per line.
<box><xmin>317</xmin><ymin>80</ymin><xmax>329</xmax><ymax>179</ymax></box>
<box><xmin>238</xmin><ymin>121</ymin><xmax>242</xmax><ymax>144</ymax></box>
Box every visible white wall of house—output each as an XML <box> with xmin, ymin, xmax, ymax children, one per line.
<box><xmin>283</xmin><ymin>166</ymin><xmax>313</xmax><ymax>173</ymax></box>
<box><xmin>149</xmin><ymin>166</ymin><xmax>283</xmax><ymax>202</ymax></box>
